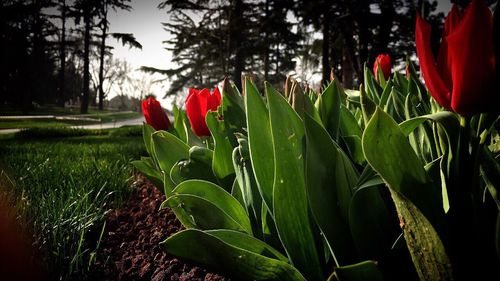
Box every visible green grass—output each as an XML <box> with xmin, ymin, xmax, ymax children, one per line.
<box><xmin>0</xmin><ymin>104</ymin><xmax>126</xmax><ymax>116</ymax></box>
<box><xmin>0</xmin><ymin>118</ymin><xmax>94</xmax><ymax>129</ymax></box>
<box><xmin>0</xmin><ymin>111</ymin><xmax>141</xmax><ymax>130</ymax></box>
<box><xmin>0</xmin><ymin>127</ymin><xmax>145</xmax><ymax>280</ymax></box>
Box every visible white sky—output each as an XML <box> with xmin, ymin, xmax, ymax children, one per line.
<box><xmin>107</xmin><ymin>0</ymin><xmax>175</xmax><ymax>108</ymax></box>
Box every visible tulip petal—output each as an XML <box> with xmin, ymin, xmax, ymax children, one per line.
<box><xmin>142</xmin><ymin>97</ymin><xmax>171</xmax><ymax>131</ymax></box>
<box><xmin>446</xmin><ymin>0</ymin><xmax>496</xmax><ymax>115</ymax></box>
<box><xmin>438</xmin><ymin>5</ymin><xmax>463</xmax><ymax>91</ymax></box>
<box><xmin>208</xmin><ymin>87</ymin><xmax>221</xmax><ymax>112</ymax></box>
<box><xmin>415</xmin><ymin>13</ymin><xmax>452</xmax><ymax>109</ymax></box>
<box><xmin>186</xmin><ymin>90</ymin><xmax>210</xmax><ymax>136</ymax></box>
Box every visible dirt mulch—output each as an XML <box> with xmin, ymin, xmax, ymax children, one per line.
<box><xmin>90</xmin><ymin>175</ymin><xmax>231</xmax><ymax>281</ymax></box>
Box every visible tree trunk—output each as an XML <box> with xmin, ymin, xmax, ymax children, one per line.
<box><xmin>263</xmin><ymin>0</ymin><xmax>270</xmax><ymax>82</ymax></box>
<box><xmin>98</xmin><ymin>1</ymin><xmax>107</xmax><ymax>110</ymax></box>
<box><xmin>58</xmin><ymin>0</ymin><xmax>66</xmax><ymax>107</ymax></box>
<box><xmin>374</xmin><ymin>0</ymin><xmax>394</xmax><ymax>57</ymax></box>
<box><xmin>81</xmin><ymin>6</ymin><xmax>91</xmax><ymax>114</ymax></box>
<box><xmin>321</xmin><ymin>4</ymin><xmax>330</xmax><ymax>86</ymax></box>
<box><xmin>342</xmin><ymin>46</ymin><xmax>354</xmax><ymax>88</ymax></box>
<box><xmin>230</xmin><ymin>0</ymin><xmax>244</xmax><ymax>91</ymax></box>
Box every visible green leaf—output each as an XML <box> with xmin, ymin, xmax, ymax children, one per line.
<box><xmin>349</xmin><ymin>185</ymin><xmax>395</xmax><ymax>259</ymax></box>
<box><xmin>170</xmin><ymin>159</ymin><xmax>217</xmax><ymax>185</ymax></box>
<box><xmin>399</xmin><ymin>112</ymin><xmax>459</xmax><ymax>138</ymax></box>
<box><xmin>389</xmin><ymin>190</ymin><xmax>453</xmax><ymax>281</ymax></box>
<box><xmin>206</xmin><ymin>111</ymin><xmax>236</xmax><ymax>190</ymax></box>
<box><xmin>181</xmin><ymin>109</ymin><xmax>204</xmax><ymax>147</ymax></box>
<box><xmin>152</xmin><ymin>131</ymin><xmax>190</xmax><ymax>194</ymax></box>
<box><xmin>362</xmin><ymin>108</ymin><xmax>452</xmax><ymax>280</ymax></box>
<box><xmin>378</xmin><ymin>79</ymin><xmax>393</xmax><ymax>108</ymax></box>
<box><xmin>206</xmin><ymin>229</ymin><xmax>288</xmax><ymax>262</ymax></box>
<box><xmin>266</xmin><ymin>83</ymin><xmax>322</xmax><ymax>281</ymax></box>
<box><xmin>233</xmin><ymin>137</ymin><xmax>263</xmax><ymax>238</ymax></box>
<box><xmin>131</xmin><ymin>159</ymin><xmax>163</xmax><ymax>189</ymax></box>
<box><xmin>169</xmin><ymin>146</ymin><xmax>218</xmax><ymax>185</ymax></box>
<box><xmin>360</xmin><ymin>85</ymin><xmax>376</xmax><ymax>127</ymax></box>
<box><xmin>304</xmin><ymin>114</ymin><xmax>357</xmax><ymax>265</ymax></box>
<box><xmin>221</xmin><ymin>78</ymin><xmax>247</xmax><ymax>132</ymax></box>
<box><xmin>142</xmin><ymin>123</ymin><xmax>155</xmax><ymax>157</ymax></box>
<box><xmin>362</xmin><ymin>108</ymin><xmax>441</xmax><ymax>219</ymax></box>
<box><xmin>172</xmin><ymin>180</ymin><xmax>252</xmax><ymax>233</ymax></box>
<box><xmin>245</xmin><ymin>79</ymin><xmax>274</xmax><ymax>212</ymax></box>
<box><xmin>364</xmin><ymin>65</ymin><xmax>383</xmax><ymax>103</ymax></box>
<box><xmin>166</xmin><ymin>193</ymin><xmax>248</xmax><ymax>230</ymax></box>
<box><xmin>162</xmin><ymin>229</ymin><xmax>306</xmax><ymax>281</ymax></box>
<box><xmin>339</xmin><ymin>105</ymin><xmax>365</xmax><ymax>164</ymax></box>
<box><xmin>172</xmin><ymin>104</ymin><xmax>187</xmax><ymax>143</ymax></box>
<box><xmin>231</xmin><ymin>178</ymin><xmax>245</xmax><ymax>208</ymax></box>
<box><xmin>376</xmin><ymin>62</ymin><xmax>387</xmax><ymax>88</ymax></box>
<box><xmin>330</xmin><ymin>260</ymin><xmax>384</xmax><ymax>281</ymax></box>
<box><xmin>315</xmin><ymin>80</ymin><xmax>342</xmax><ymax>141</ymax></box>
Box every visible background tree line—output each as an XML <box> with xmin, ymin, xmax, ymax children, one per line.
<box><xmin>0</xmin><ymin>0</ymin><xmax>141</xmax><ymax>114</ymax></box>
<box><xmin>1</xmin><ymin>0</ymin><xmax>444</xmax><ymax>113</ymax></box>
<box><xmin>149</xmin><ymin>0</ymin><xmax>444</xmax><ymax>98</ymax></box>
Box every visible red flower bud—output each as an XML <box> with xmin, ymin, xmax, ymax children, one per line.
<box><xmin>185</xmin><ymin>87</ymin><xmax>222</xmax><ymax>136</ymax></box>
<box><xmin>373</xmin><ymin>54</ymin><xmax>392</xmax><ymax>80</ymax></box>
<box><xmin>141</xmin><ymin>97</ymin><xmax>171</xmax><ymax>131</ymax></box>
<box><xmin>415</xmin><ymin>0</ymin><xmax>497</xmax><ymax>115</ymax></box>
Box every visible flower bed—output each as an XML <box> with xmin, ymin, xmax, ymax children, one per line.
<box><xmin>133</xmin><ymin>1</ymin><xmax>500</xmax><ymax>280</ymax></box>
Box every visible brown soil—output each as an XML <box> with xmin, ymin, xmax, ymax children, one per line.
<box><xmin>90</xmin><ymin>175</ymin><xmax>231</xmax><ymax>281</ymax></box>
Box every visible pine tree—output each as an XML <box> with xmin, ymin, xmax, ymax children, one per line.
<box><xmin>151</xmin><ymin>0</ymin><xmax>302</xmax><ymax>97</ymax></box>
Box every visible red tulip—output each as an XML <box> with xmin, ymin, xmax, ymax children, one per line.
<box><xmin>373</xmin><ymin>54</ymin><xmax>392</xmax><ymax>80</ymax></box>
<box><xmin>141</xmin><ymin>97</ymin><xmax>171</xmax><ymax>131</ymax></box>
<box><xmin>415</xmin><ymin>0</ymin><xmax>497</xmax><ymax>115</ymax></box>
<box><xmin>185</xmin><ymin>87</ymin><xmax>222</xmax><ymax>136</ymax></box>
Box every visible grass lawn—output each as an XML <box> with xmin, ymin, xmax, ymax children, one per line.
<box><xmin>0</xmin><ymin>104</ymin><xmax>133</xmax><ymax>116</ymax></box>
<box><xmin>0</xmin><ymin>111</ymin><xmax>142</xmax><ymax>130</ymax></box>
<box><xmin>0</xmin><ymin>126</ymin><xmax>145</xmax><ymax>280</ymax></box>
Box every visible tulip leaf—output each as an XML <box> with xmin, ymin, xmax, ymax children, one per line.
<box><xmin>231</xmin><ymin>178</ymin><xmax>245</xmax><ymax>208</ymax></box>
<box><xmin>378</xmin><ymin>79</ymin><xmax>393</xmax><ymax>108</ymax></box>
<box><xmin>206</xmin><ymin>111</ymin><xmax>236</xmax><ymax>191</ymax></box>
<box><xmin>221</xmin><ymin>78</ymin><xmax>247</xmax><ymax>133</ymax></box>
<box><xmin>304</xmin><ymin>114</ymin><xmax>358</xmax><ymax>265</ymax></box>
<box><xmin>360</xmin><ymin>85</ymin><xmax>376</xmax><ymax>127</ymax></box>
<box><xmin>329</xmin><ymin>260</ymin><xmax>384</xmax><ymax>281</ymax></box>
<box><xmin>171</xmin><ymin>179</ymin><xmax>252</xmax><ymax>234</ymax></box>
<box><xmin>362</xmin><ymin>108</ymin><xmax>452</xmax><ymax>280</ymax></box>
<box><xmin>245</xmin><ymin>79</ymin><xmax>274</xmax><ymax>212</ymax></box>
<box><xmin>182</xmin><ymin>109</ymin><xmax>204</xmax><ymax>147</ymax></box>
<box><xmin>161</xmin><ymin>229</ymin><xmax>306</xmax><ymax>281</ymax></box>
<box><xmin>172</xmin><ymin>104</ymin><xmax>187</xmax><ymax>143</ymax></box>
<box><xmin>376</xmin><ymin>62</ymin><xmax>387</xmax><ymax>88</ymax></box>
<box><xmin>315</xmin><ymin>79</ymin><xmax>342</xmax><ymax>141</ymax></box>
<box><xmin>164</xmin><ymin>194</ymin><xmax>248</xmax><ymax>233</ymax></box>
<box><xmin>131</xmin><ymin>158</ymin><xmax>163</xmax><ymax>189</ymax></box>
<box><xmin>363</xmin><ymin>108</ymin><xmax>442</xmax><ymax>219</ymax></box>
<box><xmin>152</xmin><ymin>131</ymin><xmax>190</xmax><ymax>194</ymax></box>
<box><xmin>169</xmin><ymin>146</ymin><xmax>218</xmax><ymax>184</ymax></box>
<box><xmin>205</xmin><ymin>229</ymin><xmax>288</xmax><ymax>262</ymax></box>
<box><xmin>142</xmin><ymin>123</ymin><xmax>155</xmax><ymax>157</ymax></box>
<box><xmin>364</xmin><ymin>65</ymin><xmax>383</xmax><ymax>103</ymax></box>
<box><xmin>349</xmin><ymin>185</ymin><xmax>396</xmax><ymax>259</ymax></box>
<box><xmin>233</xmin><ymin>137</ymin><xmax>263</xmax><ymax>238</ymax></box>
<box><xmin>339</xmin><ymin>104</ymin><xmax>365</xmax><ymax>164</ymax></box>
<box><xmin>170</xmin><ymin>159</ymin><xmax>218</xmax><ymax>185</ymax></box>
<box><xmin>266</xmin><ymin>82</ymin><xmax>322</xmax><ymax>281</ymax></box>
<box><xmin>389</xmin><ymin>190</ymin><xmax>453</xmax><ymax>281</ymax></box>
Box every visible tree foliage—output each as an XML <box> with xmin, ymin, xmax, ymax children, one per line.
<box><xmin>155</xmin><ymin>0</ymin><xmax>300</xmax><ymax>97</ymax></box>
